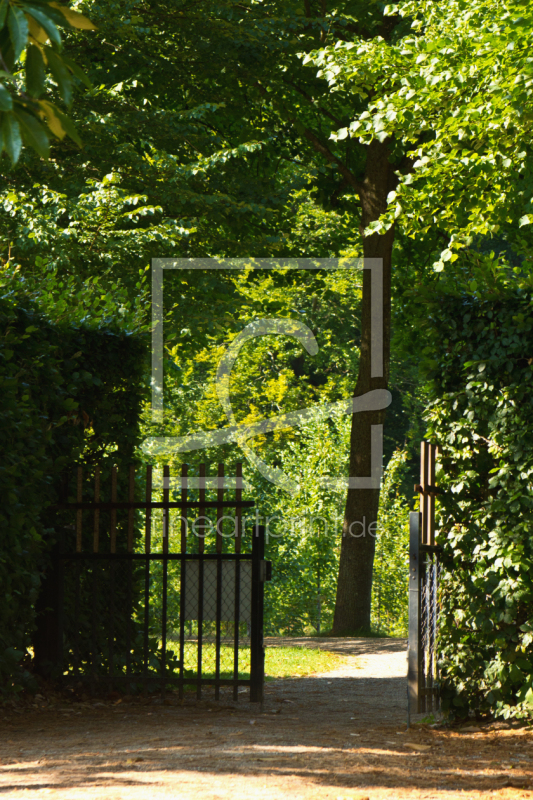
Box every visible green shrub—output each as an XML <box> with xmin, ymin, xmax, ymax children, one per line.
<box><xmin>423</xmin><ymin>283</ymin><xmax>533</xmax><ymax>719</ymax></box>
<box><xmin>0</xmin><ymin>291</ymin><xmax>147</xmax><ymax>693</ymax></box>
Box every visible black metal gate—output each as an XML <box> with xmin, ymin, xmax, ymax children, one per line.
<box><xmin>408</xmin><ymin>442</ymin><xmax>441</xmax><ymax>715</ymax></box>
<box><xmin>36</xmin><ymin>463</ymin><xmax>270</xmax><ymax>702</ymax></box>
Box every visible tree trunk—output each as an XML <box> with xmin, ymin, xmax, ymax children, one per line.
<box><xmin>332</xmin><ymin>139</ymin><xmax>395</xmax><ymax>634</ymax></box>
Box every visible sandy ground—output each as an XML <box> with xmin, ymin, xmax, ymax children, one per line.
<box><xmin>1</xmin><ymin>637</ymin><xmax>533</xmax><ymax>800</ymax></box>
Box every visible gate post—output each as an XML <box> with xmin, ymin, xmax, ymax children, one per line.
<box><xmin>408</xmin><ymin>511</ymin><xmax>422</xmax><ymax>715</ymax></box>
<box><xmin>250</xmin><ymin>524</ymin><xmax>265</xmax><ymax>703</ymax></box>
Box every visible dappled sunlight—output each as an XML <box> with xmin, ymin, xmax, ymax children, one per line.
<box><xmin>2</xmin><ymin>639</ymin><xmax>532</xmax><ymax>799</ymax></box>
<box><xmin>2</xmin><ymin>723</ymin><xmax>533</xmax><ymax>798</ymax></box>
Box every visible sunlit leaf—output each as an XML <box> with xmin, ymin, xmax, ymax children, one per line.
<box><xmin>27</xmin><ymin>16</ymin><xmax>50</xmax><ymax>45</ymax></box>
<box><xmin>24</xmin><ymin>6</ymin><xmax>62</xmax><ymax>48</ymax></box>
<box><xmin>39</xmin><ymin>99</ymin><xmax>81</xmax><ymax>145</ymax></box>
<box><xmin>38</xmin><ymin>99</ymin><xmax>66</xmax><ymax>138</ymax></box>
<box><xmin>49</xmin><ymin>2</ymin><xmax>97</xmax><ymax>30</ymax></box>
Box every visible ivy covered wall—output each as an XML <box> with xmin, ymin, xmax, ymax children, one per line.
<box><xmin>423</xmin><ymin>284</ymin><xmax>533</xmax><ymax>719</ymax></box>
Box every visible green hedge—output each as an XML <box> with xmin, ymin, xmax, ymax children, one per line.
<box><xmin>422</xmin><ymin>284</ymin><xmax>533</xmax><ymax>719</ymax></box>
<box><xmin>0</xmin><ymin>292</ymin><xmax>147</xmax><ymax>693</ymax></box>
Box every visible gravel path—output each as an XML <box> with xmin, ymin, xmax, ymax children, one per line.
<box><xmin>1</xmin><ymin>637</ymin><xmax>532</xmax><ymax>799</ymax></box>
<box><xmin>265</xmin><ymin>636</ymin><xmax>411</xmax><ymax>729</ymax></box>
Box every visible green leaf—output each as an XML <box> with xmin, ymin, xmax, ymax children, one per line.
<box><xmin>0</xmin><ymin>83</ymin><xmax>12</xmax><ymax>112</ymax></box>
<box><xmin>0</xmin><ymin>1</ymin><xmax>8</xmax><ymax>28</ymax></box>
<box><xmin>7</xmin><ymin>5</ymin><xmax>29</xmax><ymax>60</ymax></box>
<box><xmin>43</xmin><ymin>46</ymin><xmax>72</xmax><ymax>105</ymax></box>
<box><xmin>25</xmin><ymin>44</ymin><xmax>45</xmax><ymax>98</ymax></box>
<box><xmin>13</xmin><ymin>108</ymin><xmax>49</xmax><ymax>159</ymax></box>
<box><xmin>60</xmin><ymin>54</ymin><xmax>93</xmax><ymax>90</ymax></box>
<box><xmin>39</xmin><ymin>100</ymin><xmax>81</xmax><ymax>145</ymax></box>
<box><xmin>25</xmin><ymin>6</ymin><xmax>62</xmax><ymax>49</ymax></box>
<box><xmin>52</xmin><ymin>105</ymin><xmax>81</xmax><ymax>145</ymax></box>
<box><xmin>49</xmin><ymin>2</ymin><xmax>97</xmax><ymax>31</ymax></box>
<box><xmin>1</xmin><ymin>113</ymin><xmax>22</xmax><ymax>163</ymax></box>
<box><xmin>37</xmin><ymin>99</ymin><xmax>65</xmax><ymax>138</ymax></box>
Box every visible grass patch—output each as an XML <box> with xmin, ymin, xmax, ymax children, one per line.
<box><xmin>164</xmin><ymin>642</ymin><xmax>349</xmax><ymax>679</ymax></box>
<box><xmin>265</xmin><ymin>646</ymin><xmax>348</xmax><ymax>678</ymax></box>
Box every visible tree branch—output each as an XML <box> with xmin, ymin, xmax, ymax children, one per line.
<box><xmin>282</xmin><ymin>79</ymin><xmax>345</xmax><ymax>128</ymax></box>
<box><xmin>298</xmin><ymin>123</ymin><xmax>363</xmax><ymax>196</ymax></box>
<box><xmin>250</xmin><ymin>78</ymin><xmax>364</xmax><ymax>197</ymax></box>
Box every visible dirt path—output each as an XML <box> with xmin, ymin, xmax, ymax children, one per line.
<box><xmin>266</xmin><ymin>636</ymin><xmax>411</xmax><ymax>729</ymax></box>
<box><xmin>1</xmin><ymin>637</ymin><xmax>533</xmax><ymax>799</ymax></box>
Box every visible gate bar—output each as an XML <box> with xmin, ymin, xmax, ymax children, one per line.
<box><xmin>197</xmin><ymin>463</ymin><xmax>205</xmax><ymax>699</ymax></box>
<box><xmin>250</xmin><ymin>525</ymin><xmax>265</xmax><ymax>704</ymax></box>
<box><xmin>408</xmin><ymin>511</ymin><xmax>421</xmax><ymax>716</ymax></box>
<box><xmin>161</xmin><ymin>464</ymin><xmax>170</xmax><ymax>697</ymax></box>
<box><xmin>179</xmin><ymin>463</ymin><xmax>188</xmax><ymax>700</ymax></box>
<box><xmin>144</xmin><ymin>465</ymin><xmax>152</xmax><ymax>690</ymax></box>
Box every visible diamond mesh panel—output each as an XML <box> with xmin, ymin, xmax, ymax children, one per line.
<box><xmin>420</xmin><ymin>553</ymin><xmax>440</xmax><ymax>711</ymax></box>
<box><xmin>179</xmin><ymin>559</ymin><xmax>252</xmax><ymax>680</ymax></box>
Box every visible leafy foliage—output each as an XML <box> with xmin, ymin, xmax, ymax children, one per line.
<box><xmin>0</xmin><ymin>0</ymin><xmax>95</xmax><ymax>161</ymax></box>
<box><xmin>0</xmin><ymin>289</ymin><xmax>146</xmax><ymax>693</ymax></box>
<box><xmin>308</xmin><ymin>0</ymin><xmax>533</xmax><ymax>265</ymax></box>
<box><xmin>422</xmin><ymin>269</ymin><xmax>533</xmax><ymax>718</ymax></box>
<box><xmin>257</xmin><ymin>415</ymin><xmax>350</xmax><ymax>635</ymax></box>
<box><xmin>0</xmin><ymin>176</ymin><xmax>163</xmax><ymax>315</ymax></box>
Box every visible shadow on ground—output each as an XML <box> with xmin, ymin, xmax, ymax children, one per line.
<box><xmin>1</xmin><ymin>639</ymin><xmax>531</xmax><ymax>799</ymax></box>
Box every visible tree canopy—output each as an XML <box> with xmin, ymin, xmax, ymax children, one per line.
<box><xmin>310</xmin><ymin>0</ymin><xmax>533</xmax><ymax>264</ymax></box>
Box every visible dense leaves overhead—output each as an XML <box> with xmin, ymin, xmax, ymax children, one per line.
<box><xmin>4</xmin><ymin>0</ymin><xmax>410</xmax><ymax>260</ymax></box>
<box><xmin>309</xmin><ymin>0</ymin><xmax>533</xmax><ymax>265</ymax></box>
<box><xmin>0</xmin><ymin>0</ymin><xmax>95</xmax><ymax>161</ymax></box>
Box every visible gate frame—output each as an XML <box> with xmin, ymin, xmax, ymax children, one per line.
<box><xmin>36</xmin><ymin>464</ymin><xmax>270</xmax><ymax>703</ymax></box>
<box><xmin>408</xmin><ymin>442</ymin><xmax>441</xmax><ymax>716</ymax></box>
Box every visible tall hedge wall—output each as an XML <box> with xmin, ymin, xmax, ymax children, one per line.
<box><xmin>0</xmin><ymin>292</ymin><xmax>147</xmax><ymax>693</ymax></box>
<box><xmin>422</xmin><ymin>285</ymin><xmax>533</xmax><ymax>719</ymax></box>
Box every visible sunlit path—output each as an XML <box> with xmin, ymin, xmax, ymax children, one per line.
<box><xmin>2</xmin><ymin>637</ymin><xmax>532</xmax><ymax>799</ymax></box>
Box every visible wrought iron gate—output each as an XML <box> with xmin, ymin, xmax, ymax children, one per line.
<box><xmin>35</xmin><ymin>463</ymin><xmax>270</xmax><ymax>702</ymax></box>
<box><xmin>408</xmin><ymin>442</ymin><xmax>441</xmax><ymax>715</ymax></box>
